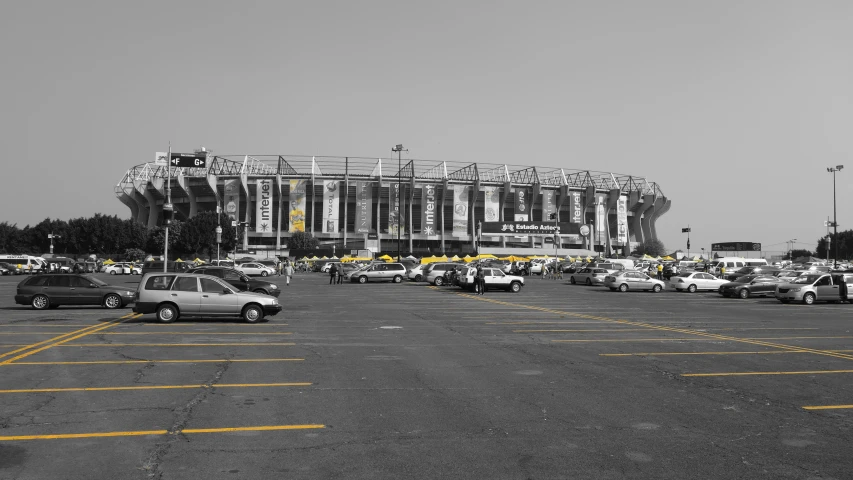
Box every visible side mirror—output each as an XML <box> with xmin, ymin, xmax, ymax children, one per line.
<box><xmin>89</xmin><ymin>284</ymin><xmax>98</xmax><ymax>288</ymax></box>
<box><xmin>222</xmin><ymin>288</ymin><xmax>232</xmax><ymax>294</ymax></box>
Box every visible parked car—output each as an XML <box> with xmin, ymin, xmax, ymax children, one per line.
<box><xmin>423</xmin><ymin>262</ymin><xmax>462</xmax><ymax>286</ymax></box>
<box><xmin>141</xmin><ymin>261</ymin><xmax>191</xmax><ymax>275</ymax></box>
<box><xmin>775</xmin><ymin>273</ymin><xmax>853</xmax><ymax>305</ymax></box>
<box><xmin>458</xmin><ymin>266</ymin><xmax>524</xmax><ymax>293</ymax></box>
<box><xmin>15</xmin><ymin>274</ymin><xmax>136</xmax><ymax>310</ymax></box>
<box><xmin>133</xmin><ymin>272</ymin><xmax>281</xmax><ymax>323</ymax></box>
<box><xmin>726</xmin><ymin>265</ymin><xmax>782</xmax><ymax>282</ymax></box>
<box><xmin>185</xmin><ymin>266</ymin><xmax>281</xmax><ymax>297</ymax></box>
<box><xmin>0</xmin><ymin>264</ymin><xmax>9</xmax><ymax>275</ymax></box>
<box><xmin>719</xmin><ymin>274</ymin><xmax>783</xmax><ymax>299</ymax></box>
<box><xmin>407</xmin><ymin>264</ymin><xmax>425</xmax><ymax>282</ymax></box>
<box><xmin>604</xmin><ymin>271</ymin><xmax>665</xmax><ymax>292</ymax></box>
<box><xmin>236</xmin><ymin>262</ymin><xmax>276</xmax><ymax>277</ymax></box>
<box><xmin>569</xmin><ymin>267</ymin><xmax>610</xmax><ymax>286</ymax></box>
<box><xmin>0</xmin><ymin>262</ymin><xmax>22</xmax><ymax>275</ymax></box>
<box><xmin>345</xmin><ymin>263</ymin><xmax>407</xmax><ymax>283</ymax></box>
<box><xmin>669</xmin><ymin>272</ymin><xmax>727</xmax><ymax>293</ymax></box>
<box><xmin>104</xmin><ymin>263</ymin><xmax>131</xmax><ymax>275</ymax></box>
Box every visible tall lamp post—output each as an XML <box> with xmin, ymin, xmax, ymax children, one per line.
<box><xmin>392</xmin><ymin>144</ymin><xmax>407</xmax><ymax>261</ymax></box>
<box><xmin>48</xmin><ymin>233</ymin><xmax>61</xmax><ymax>254</ymax></box>
<box><xmin>787</xmin><ymin>238</ymin><xmax>797</xmax><ymax>263</ymax></box>
<box><xmin>827</xmin><ymin>165</ymin><xmax>844</xmax><ymax>268</ymax></box>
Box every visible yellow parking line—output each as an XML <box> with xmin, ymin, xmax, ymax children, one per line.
<box><xmin>98</xmin><ymin>332</ymin><xmax>293</xmax><ymax>335</ymax></box>
<box><xmin>0</xmin><ymin>314</ymin><xmax>141</xmax><ymax>363</ymax></box>
<box><xmin>514</xmin><ymin>329</ymin><xmax>653</xmax><ymax>333</ymax></box>
<box><xmin>9</xmin><ymin>358</ymin><xmax>305</xmax><ymax>365</ymax></box>
<box><xmin>802</xmin><ymin>405</ymin><xmax>853</xmax><ymax>410</ymax></box>
<box><xmin>60</xmin><ymin>343</ymin><xmax>297</xmax><ymax>347</ymax></box>
<box><xmin>683</xmin><ymin>370</ymin><xmax>853</xmax><ymax>377</ymax></box>
<box><xmin>0</xmin><ymin>424</ymin><xmax>325</xmax><ymax>441</ymax></box>
<box><xmin>554</xmin><ymin>338</ymin><xmax>729</xmax><ymax>343</ymax></box>
<box><xmin>601</xmin><ymin>350</ymin><xmax>822</xmax><ymax>356</ymax></box>
<box><xmin>486</xmin><ymin>321</ymin><xmax>605</xmax><ymax>325</ymax></box>
<box><xmin>0</xmin><ymin>382</ymin><xmax>312</xmax><ymax>394</ymax></box>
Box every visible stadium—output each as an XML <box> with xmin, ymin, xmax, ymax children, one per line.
<box><xmin>115</xmin><ymin>154</ymin><xmax>670</xmax><ymax>256</ymax></box>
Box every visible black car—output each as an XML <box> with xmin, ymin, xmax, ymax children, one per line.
<box><xmin>719</xmin><ymin>274</ymin><xmax>783</xmax><ymax>299</ymax></box>
<box><xmin>14</xmin><ymin>274</ymin><xmax>136</xmax><ymax>310</ymax></box>
<box><xmin>185</xmin><ymin>266</ymin><xmax>281</xmax><ymax>297</ymax></box>
<box><xmin>726</xmin><ymin>265</ymin><xmax>781</xmax><ymax>282</ymax></box>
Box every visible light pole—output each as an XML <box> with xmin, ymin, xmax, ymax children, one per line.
<box><xmin>48</xmin><ymin>233</ymin><xmax>61</xmax><ymax>254</ymax></box>
<box><xmin>787</xmin><ymin>238</ymin><xmax>797</xmax><ymax>263</ymax></box>
<box><xmin>827</xmin><ymin>165</ymin><xmax>843</xmax><ymax>268</ymax></box>
<box><xmin>391</xmin><ymin>144</ymin><xmax>407</xmax><ymax>261</ymax></box>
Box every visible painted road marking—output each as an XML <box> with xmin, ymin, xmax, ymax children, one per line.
<box><xmin>0</xmin><ymin>382</ymin><xmax>312</xmax><ymax>394</ymax></box>
<box><xmin>802</xmin><ymin>405</ymin><xmax>853</xmax><ymax>410</ymax></box>
<box><xmin>59</xmin><ymin>342</ymin><xmax>297</xmax><ymax>347</ymax></box>
<box><xmin>0</xmin><ymin>424</ymin><xmax>325</xmax><ymax>441</ymax></box>
<box><xmin>683</xmin><ymin>370</ymin><xmax>853</xmax><ymax>377</ymax></box>
<box><xmin>0</xmin><ymin>313</ymin><xmax>141</xmax><ymax>363</ymax></box>
<box><xmin>600</xmin><ymin>350</ymin><xmax>850</xmax><ymax>357</ymax></box>
<box><xmin>515</xmin><ymin>329</ymin><xmax>656</xmax><ymax>333</ymax></box>
<box><xmin>7</xmin><ymin>358</ymin><xmax>305</xmax><ymax>365</ymax></box>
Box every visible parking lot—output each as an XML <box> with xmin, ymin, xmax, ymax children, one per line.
<box><xmin>0</xmin><ymin>271</ymin><xmax>851</xmax><ymax>479</ymax></box>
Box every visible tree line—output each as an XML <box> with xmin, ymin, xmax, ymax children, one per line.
<box><xmin>0</xmin><ymin>213</ymin><xmax>238</xmax><ymax>260</ymax></box>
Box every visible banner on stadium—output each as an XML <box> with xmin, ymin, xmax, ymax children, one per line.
<box><xmin>288</xmin><ymin>179</ymin><xmax>307</xmax><ymax>233</ymax></box>
<box><xmin>386</xmin><ymin>182</ymin><xmax>405</xmax><ymax>235</ymax></box>
<box><xmin>569</xmin><ymin>190</ymin><xmax>582</xmax><ymax>224</ymax></box>
<box><xmin>224</xmin><ymin>179</ymin><xmax>241</xmax><ymax>224</ymax></box>
<box><xmin>452</xmin><ymin>185</ymin><xmax>469</xmax><ymax>236</ymax></box>
<box><xmin>616</xmin><ymin>195</ymin><xmax>628</xmax><ymax>245</ymax></box>
<box><xmin>322</xmin><ymin>180</ymin><xmax>340</xmax><ymax>234</ymax></box>
<box><xmin>482</xmin><ymin>221</ymin><xmax>572</xmax><ymax>235</ymax></box>
<box><xmin>483</xmin><ymin>186</ymin><xmax>500</xmax><ymax>222</ymax></box>
<box><xmin>595</xmin><ymin>194</ymin><xmax>607</xmax><ymax>234</ymax></box>
<box><xmin>255</xmin><ymin>179</ymin><xmax>273</xmax><ymax>233</ymax></box>
<box><xmin>420</xmin><ymin>184</ymin><xmax>437</xmax><ymax>236</ymax></box>
<box><xmin>355</xmin><ymin>181</ymin><xmax>373</xmax><ymax>234</ymax></box>
<box><xmin>514</xmin><ymin>188</ymin><xmax>529</xmax><ymax>221</ymax></box>
<box><xmin>542</xmin><ymin>189</ymin><xmax>556</xmax><ymax>221</ymax></box>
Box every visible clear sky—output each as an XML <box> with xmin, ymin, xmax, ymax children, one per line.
<box><xmin>2</xmin><ymin>1</ymin><xmax>851</xmax><ymax>257</ymax></box>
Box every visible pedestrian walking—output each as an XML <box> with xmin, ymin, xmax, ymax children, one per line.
<box><xmin>336</xmin><ymin>263</ymin><xmax>343</xmax><ymax>284</ymax></box>
<box><xmin>656</xmin><ymin>263</ymin><xmax>663</xmax><ymax>280</ymax></box>
<box><xmin>720</xmin><ymin>265</ymin><xmax>726</xmax><ymax>280</ymax></box>
<box><xmin>835</xmin><ymin>274</ymin><xmax>848</xmax><ymax>303</ymax></box>
<box><xmin>329</xmin><ymin>263</ymin><xmax>338</xmax><ymax>285</ymax></box>
<box><xmin>284</xmin><ymin>261</ymin><xmax>294</xmax><ymax>286</ymax></box>
<box><xmin>476</xmin><ymin>265</ymin><xmax>486</xmax><ymax>295</ymax></box>
<box><xmin>277</xmin><ymin>261</ymin><xmax>282</xmax><ymax>276</ymax></box>
<box><xmin>555</xmin><ymin>261</ymin><xmax>563</xmax><ymax>280</ymax></box>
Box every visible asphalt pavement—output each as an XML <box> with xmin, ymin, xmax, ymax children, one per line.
<box><xmin>0</xmin><ymin>271</ymin><xmax>851</xmax><ymax>479</ymax></box>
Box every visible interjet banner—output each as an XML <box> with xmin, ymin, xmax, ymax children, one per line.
<box><xmin>514</xmin><ymin>188</ymin><xmax>529</xmax><ymax>221</ymax></box>
<box><xmin>255</xmin><ymin>179</ymin><xmax>273</xmax><ymax>233</ymax></box>
<box><xmin>452</xmin><ymin>184</ymin><xmax>469</xmax><ymax>236</ymax></box>
<box><xmin>542</xmin><ymin>189</ymin><xmax>556</xmax><ymax>221</ymax></box>
<box><xmin>355</xmin><ymin>181</ymin><xmax>373</xmax><ymax>234</ymax></box>
<box><xmin>420</xmin><ymin>184</ymin><xmax>437</xmax><ymax>236</ymax></box>
<box><xmin>288</xmin><ymin>179</ymin><xmax>307</xmax><ymax>233</ymax></box>
<box><xmin>386</xmin><ymin>183</ymin><xmax>405</xmax><ymax>235</ymax></box>
<box><xmin>569</xmin><ymin>190</ymin><xmax>582</xmax><ymax>224</ymax></box>
<box><xmin>224</xmin><ymin>179</ymin><xmax>241</xmax><ymax>224</ymax></box>
<box><xmin>483</xmin><ymin>186</ymin><xmax>500</xmax><ymax>222</ymax></box>
<box><xmin>322</xmin><ymin>180</ymin><xmax>340</xmax><ymax>234</ymax></box>
<box><xmin>616</xmin><ymin>195</ymin><xmax>628</xmax><ymax>245</ymax></box>
<box><xmin>595</xmin><ymin>193</ymin><xmax>607</xmax><ymax>234</ymax></box>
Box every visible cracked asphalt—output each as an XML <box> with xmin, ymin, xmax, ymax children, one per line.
<box><xmin>0</xmin><ymin>270</ymin><xmax>852</xmax><ymax>479</ymax></box>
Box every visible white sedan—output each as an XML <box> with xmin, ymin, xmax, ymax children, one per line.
<box><xmin>104</xmin><ymin>263</ymin><xmax>130</xmax><ymax>275</ymax></box>
<box><xmin>604</xmin><ymin>271</ymin><xmax>665</xmax><ymax>292</ymax></box>
<box><xmin>669</xmin><ymin>272</ymin><xmax>727</xmax><ymax>293</ymax></box>
<box><xmin>236</xmin><ymin>262</ymin><xmax>275</xmax><ymax>277</ymax></box>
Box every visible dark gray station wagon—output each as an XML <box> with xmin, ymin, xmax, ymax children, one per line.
<box><xmin>15</xmin><ymin>274</ymin><xmax>136</xmax><ymax>310</ymax></box>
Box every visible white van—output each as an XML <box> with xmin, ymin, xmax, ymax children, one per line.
<box><xmin>0</xmin><ymin>255</ymin><xmax>43</xmax><ymax>274</ymax></box>
<box><xmin>608</xmin><ymin>259</ymin><xmax>636</xmax><ymax>271</ymax></box>
<box><xmin>712</xmin><ymin>257</ymin><xmax>767</xmax><ymax>278</ymax></box>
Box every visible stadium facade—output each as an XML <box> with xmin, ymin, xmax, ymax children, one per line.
<box><xmin>115</xmin><ymin>155</ymin><xmax>670</xmax><ymax>255</ymax></box>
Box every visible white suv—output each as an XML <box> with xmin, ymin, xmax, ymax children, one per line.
<box><xmin>459</xmin><ymin>266</ymin><xmax>524</xmax><ymax>293</ymax></box>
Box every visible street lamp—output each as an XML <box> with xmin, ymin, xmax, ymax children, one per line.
<box><xmin>787</xmin><ymin>238</ymin><xmax>797</xmax><ymax>263</ymax></box>
<box><xmin>48</xmin><ymin>233</ymin><xmax>61</xmax><ymax>254</ymax></box>
<box><xmin>827</xmin><ymin>165</ymin><xmax>844</xmax><ymax>268</ymax></box>
<box><xmin>391</xmin><ymin>144</ymin><xmax>407</xmax><ymax>261</ymax></box>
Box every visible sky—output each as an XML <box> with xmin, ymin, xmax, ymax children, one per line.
<box><xmin>2</xmin><ymin>1</ymin><xmax>851</xmax><ymax>257</ymax></box>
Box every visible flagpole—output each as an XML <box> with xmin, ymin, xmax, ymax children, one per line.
<box><xmin>163</xmin><ymin>142</ymin><xmax>171</xmax><ymax>272</ymax></box>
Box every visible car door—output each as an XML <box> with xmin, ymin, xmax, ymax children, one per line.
<box><xmin>199</xmin><ymin>277</ymin><xmax>241</xmax><ymax>315</ymax></box>
<box><xmin>221</xmin><ymin>269</ymin><xmax>250</xmax><ymax>292</ymax></box>
<box><xmin>630</xmin><ymin>272</ymin><xmax>648</xmax><ymax>289</ymax></box>
<box><xmin>46</xmin><ymin>275</ymin><xmax>73</xmax><ymax>304</ymax></box>
<box><xmin>750</xmin><ymin>276</ymin><xmax>777</xmax><ymax>295</ymax></box>
<box><xmin>71</xmin><ymin>276</ymin><xmax>100</xmax><ymax>305</ymax></box>
<box><xmin>813</xmin><ymin>275</ymin><xmax>836</xmax><ymax>300</ymax></box>
<box><xmin>169</xmin><ymin>276</ymin><xmax>201</xmax><ymax>313</ymax></box>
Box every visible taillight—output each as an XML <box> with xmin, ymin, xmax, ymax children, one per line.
<box><xmin>677</xmin><ymin>278</ymin><xmax>684</xmax><ymax>283</ymax></box>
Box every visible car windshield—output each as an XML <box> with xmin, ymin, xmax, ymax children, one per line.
<box><xmin>733</xmin><ymin>275</ymin><xmax>756</xmax><ymax>283</ymax></box>
<box><xmin>791</xmin><ymin>274</ymin><xmax>822</xmax><ymax>284</ymax></box>
<box><xmin>736</xmin><ymin>267</ymin><xmax>753</xmax><ymax>273</ymax></box>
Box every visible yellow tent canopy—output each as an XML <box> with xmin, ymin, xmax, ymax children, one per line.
<box><xmin>175</xmin><ymin>258</ymin><xmax>184</xmax><ymax>262</ymax></box>
<box><xmin>661</xmin><ymin>255</ymin><xmax>674</xmax><ymax>261</ymax></box>
<box><xmin>103</xmin><ymin>259</ymin><xmax>115</xmax><ymax>265</ymax></box>
<box><xmin>499</xmin><ymin>255</ymin><xmax>529</xmax><ymax>262</ymax></box>
<box><xmin>450</xmin><ymin>255</ymin><xmax>461</xmax><ymax>261</ymax></box>
<box><xmin>320</xmin><ymin>256</ymin><xmax>329</xmax><ymax>260</ymax></box>
<box><xmin>308</xmin><ymin>256</ymin><xmax>320</xmax><ymax>261</ymax></box>
<box><xmin>193</xmin><ymin>258</ymin><xmax>205</xmax><ymax>264</ymax></box>
<box><xmin>379</xmin><ymin>254</ymin><xmax>393</xmax><ymax>260</ymax></box>
<box><xmin>478</xmin><ymin>254</ymin><xmax>497</xmax><ymax>259</ymax></box>
<box><xmin>462</xmin><ymin>255</ymin><xmax>476</xmax><ymax>262</ymax></box>
<box><xmin>421</xmin><ymin>255</ymin><xmax>448</xmax><ymax>265</ymax></box>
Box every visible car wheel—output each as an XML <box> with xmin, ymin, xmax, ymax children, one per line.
<box><xmin>652</xmin><ymin>284</ymin><xmax>663</xmax><ymax>293</ymax></box>
<box><xmin>619</xmin><ymin>283</ymin><xmax>628</xmax><ymax>292</ymax></box>
<box><xmin>510</xmin><ymin>282</ymin><xmax>521</xmax><ymax>293</ymax></box>
<box><xmin>738</xmin><ymin>289</ymin><xmax>750</xmax><ymax>299</ymax></box>
<box><xmin>242</xmin><ymin>304</ymin><xmax>264</xmax><ymax>323</ymax></box>
<box><xmin>358</xmin><ymin>276</ymin><xmax>368</xmax><ymax>284</ymax></box>
<box><xmin>393</xmin><ymin>275</ymin><xmax>402</xmax><ymax>283</ymax></box>
<box><xmin>103</xmin><ymin>294</ymin><xmax>122</xmax><ymax>309</ymax></box>
<box><xmin>570</xmin><ymin>277</ymin><xmax>576</xmax><ymax>285</ymax></box>
<box><xmin>261</xmin><ymin>271</ymin><xmax>268</xmax><ymax>277</ymax></box>
<box><xmin>31</xmin><ymin>294</ymin><xmax>50</xmax><ymax>310</ymax></box>
<box><xmin>585</xmin><ymin>278</ymin><xmax>592</xmax><ymax>286</ymax></box>
<box><xmin>109</xmin><ymin>270</ymin><xmax>116</xmax><ymax>275</ymax></box>
<box><xmin>252</xmin><ymin>289</ymin><xmax>268</xmax><ymax>295</ymax></box>
<box><xmin>803</xmin><ymin>293</ymin><xmax>815</xmax><ymax>305</ymax></box>
<box><xmin>687</xmin><ymin>284</ymin><xmax>697</xmax><ymax>293</ymax></box>
<box><xmin>434</xmin><ymin>277</ymin><xmax>444</xmax><ymax>286</ymax></box>
<box><xmin>156</xmin><ymin>304</ymin><xmax>178</xmax><ymax>323</ymax></box>
<box><xmin>415</xmin><ymin>274</ymin><xmax>422</xmax><ymax>282</ymax></box>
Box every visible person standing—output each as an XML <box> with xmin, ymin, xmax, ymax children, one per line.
<box><xmin>336</xmin><ymin>263</ymin><xmax>343</xmax><ymax>284</ymax></box>
<box><xmin>836</xmin><ymin>274</ymin><xmax>848</xmax><ymax>304</ymax></box>
<box><xmin>329</xmin><ymin>263</ymin><xmax>338</xmax><ymax>285</ymax></box>
<box><xmin>284</xmin><ymin>261</ymin><xmax>294</xmax><ymax>286</ymax></box>
<box><xmin>720</xmin><ymin>265</ymin><xmax>726</xmax><ymax>280</ymax></box>
<box><xmin>656</xmin><ymin>263</ymin><xmax>663</xmax><ymax>280</ymax></box>
<box><xmin>476</xmin><ymin>265</ymin><xmax>486</xmax><ymax>295</ymax></box>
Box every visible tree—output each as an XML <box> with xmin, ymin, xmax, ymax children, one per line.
<box><xmin>125</xmin><ymin>248</ymin><xmax>146</xmax><ymax>262</ymax></box>
<box><xmin>174</xmin><ymin>212</ymin><xmax>235</xmax><ymax>259</ymax></box>
<box><xmin>145</xmin><ymin>221</ymin><xmax>183</xmax><ymax>258</ymax></box>
<box><xmin>632</xmin><ymin>238</ymin><xmax>666</xmax><ymax>257</ymax></box>
<box><xmin>288</xmin><ymin>231</ymin><xmax>319</xmax><ymax>250</ymax></box>
<box><xmin>787</xmin><ymin>249</ymin><xmax>814</xmax><ymax>261</ymax></box>
<box><xmin>815</xmin><ymin>230</ymin><xmax>853</xmax><ymax>260</ymax></box>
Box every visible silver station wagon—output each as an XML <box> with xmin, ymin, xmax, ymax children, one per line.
<box><xmin>133</xmin><ymin>272</ymin><xmax>282</xmax><ymax>323</ymax></box>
